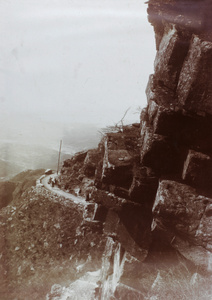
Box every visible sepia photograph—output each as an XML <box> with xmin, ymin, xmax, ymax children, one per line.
<box><xmin>0</xmin><ymin>0</ymin><xmax>212</xmax><ymax>299</ymax></box>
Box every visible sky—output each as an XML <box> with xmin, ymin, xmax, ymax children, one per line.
<box><xmin>0</xmin><ymin>0</ymin><xmax>156</xmax><ymax>127</ymax></box>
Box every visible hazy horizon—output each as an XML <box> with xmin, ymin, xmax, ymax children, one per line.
<box><xmin>0</xmin><ymin>0</ymin><xmax>156</xmax><ymax>177</ymax></box>
<box><xmin>1</xmin><ymin>0</ymin><xmax>156</xmax><ymax>127</ymax></box>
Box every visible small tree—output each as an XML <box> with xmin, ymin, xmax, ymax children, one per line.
<box><xmin>99</xmin><ymin>107</ymin><xmax>131</xmax><ymax>136</ymax></box>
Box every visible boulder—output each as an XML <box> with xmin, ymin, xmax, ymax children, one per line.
<box><xmin>152</xmin><ymin>180</ymin><xmax>212</xmax><ymax>271</ymax></box>
<box><xmin>129</xmin><ymin>166</ymin><xmax>158</xmax><ymax>206</ymax></box>
<box><xmin>145</xmin><ymin>74</ymin><xmax>175</xmax><ymax>108</ymax></box>
<box><xmin>154</xmin><ymin>25</ymin><xmax>190</xmax><ymax>90</ymax></box>
<box><xmin>96</xmin><ymin>126</ymin><xmax>140</xmax><ymax>193</ymax></box>
<box><xmin>182</xmin><ymin>150</ymin><xmax>212</xmax><ymax>190</ymax></box>
<box><xmin>147</xmin><ymin>101</ymin><xmax>212</xmax><ymax>154</ymax></box>
<box><xmin>102</xmin><ymin>150</ymin><xmax>133</xmax><ymax>189</ymax></box>
<box><xmin>196</xmin><ymin>202</ymin><xmax>212</xmax><ymax>252</ymax></box>
<box><xmin>107</xmin><ymin>150</ymin><xmax>133</xmax><ymax>167</ymax></box>
<box><xmin>83</xmin><ymin>149</ymin><xmax>101</xmax><ymax>177</ymax></box>
<box><xmin>153</xmin><ymin>180</ymin><xmax>210</xmax><ymax>240</ymax></box>
<box><xmin>171</xmin><ymin>236</ymin><xmax>212</xmax><ymax>273</ymax></box>
<box><xmin>140</xmin><ymin>124</ymin><xmax>181</xmax><ymax>174</ymax></box>
<box><xmin>118</xmin><ymin>202</ymin><xmax>152</xmax><ymax>251</ymax></box>
<box><xmin>103</xmin><ymin>209</ymin><xmax>149</xmax><ymax>261</ymax></box>
<box><xmin>91</xmin><ymin>188</ymin><xmax>152</xmax><ymax>259</ymax></box>
<box><xmin>177</xmin><ymin>35</ymin><xmax>212</xmax><ymax>115</ymax></box>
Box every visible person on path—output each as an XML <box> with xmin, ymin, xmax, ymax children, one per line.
<box><xmin>52</xmin><ymin>178</ymin><xmax>55</xmax><ymax>187</ymax></box>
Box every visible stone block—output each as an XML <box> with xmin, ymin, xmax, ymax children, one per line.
<box><xmin>108</xmin><ymin>150</ymin><xmax>133</xmax><ymax>167</ymax></box>
<box><xmin>140</xmin><ymin>124</ymin><xmax>181</xmax><ymax>174</ymax></box>
<box><xmin>152</xmin><ymin>179</ymin><xmax>212</xmax><ymax>270</ymax></box>
<box><xmin>102</xmin><ymin>164</ymin><xmax>133</xmax><ymax>189</ymax></box>
<box><xmin>177</xmin><ymin>35</ymin><xmax>212</xmax><ymax>115</ymax></box>
<box><xmin>171</xmin><ymin>236</ymin><xmax>212</xmax><ymax>273</ymax></box>
<box><xmin>92</xmin><ymin>189</ymin><xmax>152</xmax><ymax>252</ymax></box>
<box><xmin>118</xmin><ymin>202</ymin><xmax>152</xmax><ymax>250</ymax></box>
<box><xmin>182</xmin><ymin>150</ymin><xmax>212</xmax><ymax>189</ymax></box>
<box><xmin>103</xmin><ymin>209</ymin><xmax>150</xmax><ymax>261</ymax></box>
<box><xmin>153</xmin><ymin>180</ymin><xmax>211</xmax><ymax>240</ymax></box>
<box><xmin>154</xmin><ymin>25</ymin><xmax>190</xmax><ymax>90</ymax></box>
<box><xmin>151</xmin><ymin>103</ymin><xmax>182</xmax><ymax>136</ymax></box>
<box><xmin>195</xmin><ymin>203</ymin><xmax>212</xmax><ymax>252</ymax></box>
<box><xmin>100</xmin><ymin>130</ymin><xmax>139</xmax><ymax>189</ymax></box>
<box><xmin>102</xmin><ymin>150</ymin><xmax>133</xmax><ymax>188</ymax></box>
<box><xmin>83</xmin><ymin>149</ymin><xmax>100</xmax><ymax>177</ymax></box>
<box><xmin>129</xmin><ymin>177</ymin><xmax>158</xmax><ymax>206</ymax></box>
<box><xmin>147</xmin><ymin>101</ymin><xmax>212</xmax><ymax>154</ymax></box>
<box><xmin>145</xmin><ymin>74</ymin><xmax>175</xmax><ymax>108</ymax></box>
<box><xmin>91</xmin><ymin>189</ymin><xmax>127</xmax><ymax>211</ymax></box>
<box><xmin>129</xmin><ymin>166</ymin><xmax>158</xmax><ymax>206</ymax></box>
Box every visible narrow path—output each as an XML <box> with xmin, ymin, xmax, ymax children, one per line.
<box><xmin>41</xmin><ymin>174</ymin><xmax>87</xmax><ymax>206</ymax></box>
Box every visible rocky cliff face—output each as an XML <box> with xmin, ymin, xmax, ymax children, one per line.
<box><xmin>56</xmin><ymin>0</ymin><xmax>212</xmax><ymax>298</ymax></box>
<box><xmin>146</xmin><ymin>0</ymin><xmax>212</xmax><ymax>273</ymax></box>
<box><xmin>59</xmin><ymin>0</ymin><xmax>212</xmax><ymax>272</ymax></box>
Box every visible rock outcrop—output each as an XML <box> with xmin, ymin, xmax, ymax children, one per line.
<box><xmin>145</xmin><ymin>0</ymin><xmax>212</xmax><ymax>273</ymax></box>
<box><xmin>58</xmin><ymin>0</ymin><xmax>212</xmax><ymax>295</ymax></box>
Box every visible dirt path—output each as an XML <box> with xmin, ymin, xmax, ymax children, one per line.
<box><xmin>41</xmin><ymin>174</ymin><xmax>87</xmax><ymax>206</ymax></box>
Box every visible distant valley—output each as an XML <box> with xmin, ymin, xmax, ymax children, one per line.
<box><xmin>0</xmin><ymin>115</ymin><xmax>101</xmax><ymax>180</ymax></box>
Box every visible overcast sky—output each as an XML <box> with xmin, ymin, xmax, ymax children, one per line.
<box><xmin>0</xmin><ymin>0</ymin><xmax>156</xmax><ymax>126</ymax></box>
